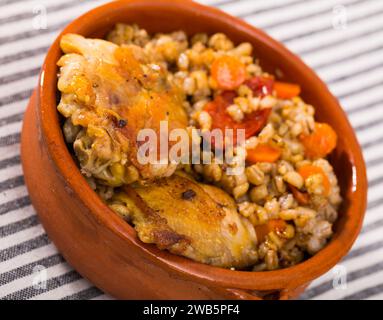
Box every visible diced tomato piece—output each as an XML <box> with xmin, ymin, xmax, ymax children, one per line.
<box><xmin>255</xmin><ymin>219</ymin><xmax>287</xmax><ymax>243</ymax></box>
<box><xmin>246</xmin><ymin>143</ymin><xmax>282</xmax><ymax>164</ymax></box>
<box><xmin>211</xmin><ymin>56</ymin><xmax>246</xmax><ymax>90</ymax></box>
<box><xmin>244</xmin><ymin>76</ymin><xmax>274</xmax><ymax>97</ymax></box>
<box><xmin>203</xmin><ymin>93</ymin><xmax>271</xmax><ymax>147</ymax></box>
<box><xmin>300</xmin><ymin>122</ymin><xmax>337</xmax><ymax>159</ymax></box>
<box><xmin>220</xmin><ymin>90</ymin><xmax>237</xmax><ymax>103</ymax></box>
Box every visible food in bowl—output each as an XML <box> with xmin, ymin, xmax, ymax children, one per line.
<box><xmin>56</xmin><ymin>23</ymin><xmax>342</xmax><ymax>271</ymax></box>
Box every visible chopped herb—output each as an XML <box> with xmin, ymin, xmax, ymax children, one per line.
<box><xmin>117</xmin><ymin>119</ymin><xmax>127</xmax><ymax>128</ymax></box>
<box><xmin>182</xmin><ymin>189</ymin><xmax>196</xmax><ymax>200</ymax></box>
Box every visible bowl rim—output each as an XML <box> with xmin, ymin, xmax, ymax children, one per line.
<box><xmin>37</xmin><ymin>0</ymin><xmax>367</xmax><ymax>290</ymax></box>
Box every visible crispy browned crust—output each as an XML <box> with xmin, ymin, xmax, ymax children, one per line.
<box><xmin>121</xmin><ymin>174</ymin><xmax>258</xmax><ymax>268</ymax></box>
<box><xmin>123</xmin><ymin>184</ymin><xmax>191</xmax><ymax>251</ymax></box>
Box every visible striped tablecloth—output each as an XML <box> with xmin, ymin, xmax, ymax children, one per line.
<box><xmin>0</xmin><ymin>0</ymin><xmax>382</xmax><ymax>300</ymax></box>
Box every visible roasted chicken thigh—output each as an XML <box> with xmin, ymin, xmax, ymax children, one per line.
<box><xmin>110</xmin><ymin>174</ymin><xmax>258</xmax><ymax>268</ymax></box>
<box><xmin>57</xmin><ymin>34</ymin><xmax>188</xmax><ymax>186</ymax></box>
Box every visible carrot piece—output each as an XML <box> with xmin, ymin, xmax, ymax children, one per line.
<box><xmin>274</xmin><ymin>81</ymin><xmax>301</xmax><ymax>99</ymax></box>
<box><xmin>246</xmin><ymin>143</ymin><xmax>282</xmax><ymax>164</ymax></box>
<box><xmin>299</xmin><ymin>122</ymin><xmax>337</xmax><ymax>159</ymax></box>
<box><xmin>255</xmin><ymin>219</ymin><xmax>287</xmax><ymax>243</ymax></box>
<box><xmin>211</xmin><ymin>56</ymin><xmax>246</xmax><ymax>90</ymax></box>
<box><xmin>289</xmin><ymin>185</ymin><xmax>310</xmax><ymax>205</ymax></box>
<box><xmin>298</xmin><ymin>165</ymin><xmax>331</xmax><ymax>196</ymax></box>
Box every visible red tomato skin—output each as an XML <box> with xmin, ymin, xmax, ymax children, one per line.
<box><xmin>244</xmin><ymin>76</ymin><xmax>274</xmax><ymax>97</ymax></box>
<box><xmin>204</xmin><ymin>93</ymin><xmax>271</xmax><ymax>148</ymax></box>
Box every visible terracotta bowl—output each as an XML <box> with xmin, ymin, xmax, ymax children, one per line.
<box><xmin>21</xmin><ymin>0</ymin><xmax>367</xmax><ymax>300</ymax></box>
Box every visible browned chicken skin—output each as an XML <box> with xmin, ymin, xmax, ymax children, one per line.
<box><xmin>57</xmin><ymin>34</ymin><xmax>188</xmax><ymax>185</ymax></box>
<box><xmin>112</xmin><ymin>174</ymin><xmax>258</xmax><ymax>268</ymax></box>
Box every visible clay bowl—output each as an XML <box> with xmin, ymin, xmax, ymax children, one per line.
<box><xmin>21</xmin><ymin>0</ymin><xmax>367</xmax><ymax>300</ymax></box>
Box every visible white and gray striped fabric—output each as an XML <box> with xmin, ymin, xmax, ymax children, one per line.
<box><xmin>0</xmin><ymin>0</ymin><xmax>382</xmax><ymax>300</ymax></box>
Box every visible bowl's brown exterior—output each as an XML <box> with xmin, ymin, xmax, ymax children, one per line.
<box><xmin>21</xmin><ymin>0</ymin><xmax>367</xmax><ymax>300</ymax></box>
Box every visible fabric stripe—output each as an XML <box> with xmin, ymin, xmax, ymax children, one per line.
<box><xmin>303</xmin><ymin>260</ymin><xmax>383</xmax><ymax>299</ymax></box>
<box><xmin>32</xmin><ymin>278</ymin><xmax>92</xmax><ymax>300</ymax></box>
<box><xmin>0</xmin><ymin>47</ymin><xmax>49</xmax><ymax>66</ymax></box>
<box><xmin>62</xmin><ymin>287</ymin><xmax>103</xmax><ymax>300</ymax></box>
<box><xmin>348</xmin><ymin>99</ymin><xmax>383</xmax><ymax>115</ymax></box>
<box><xmin>0</xmin><ymin>133</ymin><xmax>20</xmax><ymax>147</ymax></box>
<box><xmin>0</xmin><ymin>215</ymin><xmax>39</xmax><ymax>238</ymax></box>
<box><xmin>343</xmin><ymin>240</ymin><xmax>383</xmax><ymax>262</ymax></box>
<box><xmin>327</xmin><ymin>62</ymin><xmax>383</xmax><ymax>85</ymax></box>
<box><xmin>368</xmin><ymin>198</ymin><xmax>383</xmax><ymax>210</ymax></box>
<box><xmin>355</xmin><ymin>116</ymin><xmax>383</xmax><ymax>133</ymax></box>
<box><xmin>0</xmin><ymin>68</ymin><xmax>40</xmax><ymax>86</ymax></box>
<box><xmin>0</xmin><ymin>176</ymin><xmax>24</xmax><ymax>193</ymax></box>
<box><xmin>337</xmin><ymin>79</ymin><xmax>383</xmax><ymax>100</ymax></box>
<box><xmin>0</xmin><ymin>0</ymin><xmax>35</xmax><ymax>6</ymax></box>
<box><xmin>239</xmin><ymin>0</ymin><xmax>307</xmax><ymax>17</ymax></box>
<box><xmin>343</xmin><ymin>283</ymin><xmax>383</xmax><ymax>300</ymax></box>
<box><xmin>0</xmin><ymin>205</ymin><xmax>34</xmax><ymax>229</ymax></box>
<box><xmin>361</xmin><ymin>219</ymin><xmax>383</xmax><ymax>235</ymax></box>
<box><xmin>0</xmin><ymin>254</ymin><xmax>63</xmax><ymax>286</ymax></box>
<box><xmin>366</xmin><ymin>155</ymin><xmax>383</xmax><ymax>168</ymax></box>
<box><xmin>0</xmin><ymin>90</ymin><xmax>33</xmax><ymax>108</ymax></box>
<box><xmin>0</xmin><ymin>20</ymin><xmax>69</xmax><ymax>46</ymax></box>
<box><xmin>280</xmin><ymin>6</ymin><xmax>383</xmax><ymax>44</ymax></box>
<box><xmin>0</xmin><ymin>243</ymin><xmax>57</xmax><ymax>274</ymax></box>
<box><xmin>0</xmin><ymin>234</ymin><xmax>50</xmax><ymax>262</ymax></box>
<box><xmin>361</xmin><ymin>135</ymin><xmax>383</xmax><ymax>150</ymax></box>
<box><xmin>1</xmin><ymin>270</ymin><xmax>81</xmax><ymax>300</ymax></box>
<box><xmin>314</xmin><ymin>44</ymin><xmax>383</xmax><ymax>70</ymax></box>
<box><xmin>298</xmin><ymin>27</ymin><xmax>383</xmax><ymax>62</ymax></box>
<box><xmin>0</xmin><ymin>114</ymin><xmax>24</xmax><ymax>128</ymax></box>
<box><xmin>0</xmin><ymin>156</ymin><xmax>20</xmax><ymax>170</ymax></box>
<box><xmin>209</xmin><ymin>0</ymin><xmax>240</xmax><ymax>7</ymax></box>
<box><xmin>0</xmin><ymin>0</ymin><xmax>88</xmax><ymax>26</ymax></box>
<box><xmin>0</xmin><ymin>197</ymin><xmax>30</xmax><ymax>216</ymax></box>
<box><xmin>259</xmin><ymin>0</ymin><xmax>366</xmax><ymax>30</ymax></box>
<box><xmin>369</xmin><ymin>176</ymin><xmax>383</xmax><ymax>188</ymax></box>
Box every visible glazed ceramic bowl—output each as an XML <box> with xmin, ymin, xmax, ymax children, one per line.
<box><xmin>21</xmin><ymin>0</ymin><xmax>367</xmax><ymax>300</ymax></box>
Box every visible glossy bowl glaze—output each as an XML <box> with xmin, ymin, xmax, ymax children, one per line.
<box><xmin>21</xmin><ymin>0</ymin><xmax>367</xmax><ymax>300</ymax></box>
